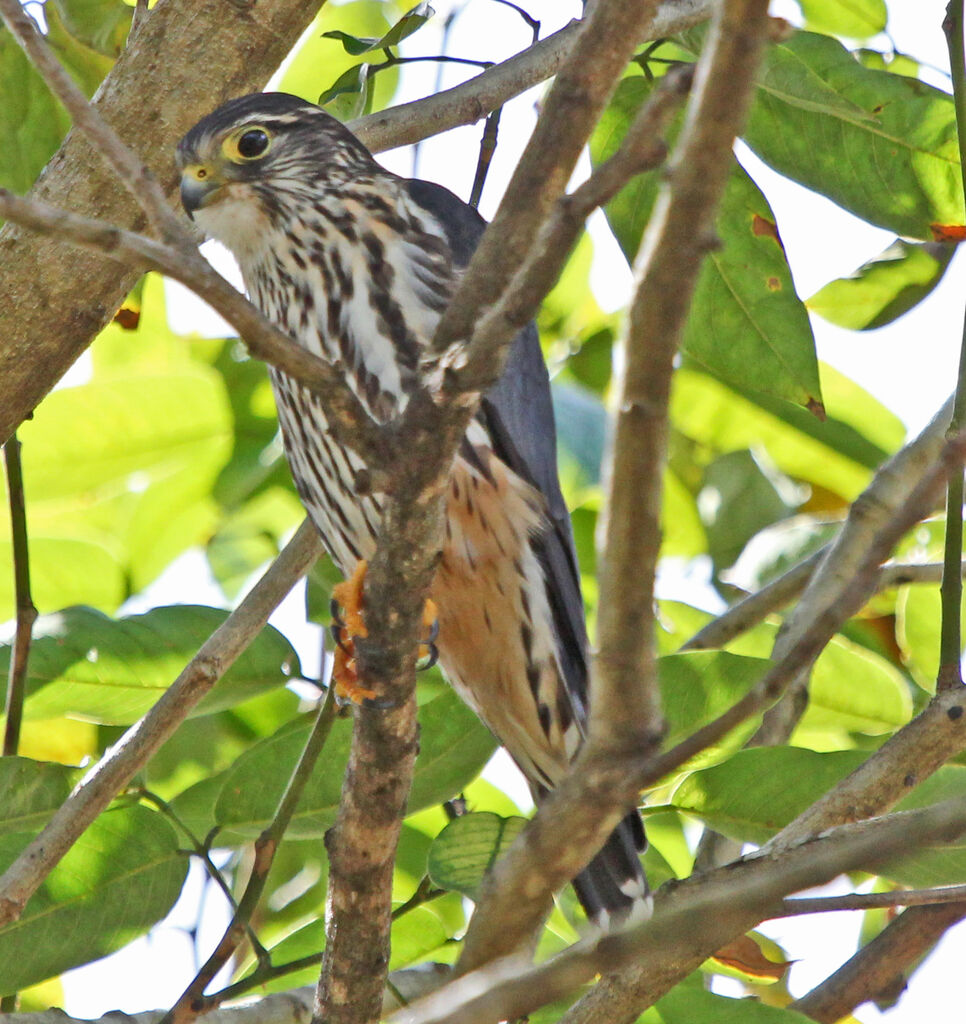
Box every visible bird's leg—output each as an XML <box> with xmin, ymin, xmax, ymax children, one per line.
<box><xmin>330</xmin><ymin>559</ymin><xmax>377</xmax><ymax>705</ymax></box>
<box><xmin>330</xmin><ymin>561</ymin><xmax>441</xmax><ymax>705</ymax></box>
<box><xmin>418</xmin><ymin>600</ymin><xmax>440</xmax><ymax>670</ymax></box>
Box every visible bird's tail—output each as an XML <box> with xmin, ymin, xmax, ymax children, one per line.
<box><xmin>571</xmin><ymin>810</ymin><xmax>649</xmax><ymax>927</ymax></box>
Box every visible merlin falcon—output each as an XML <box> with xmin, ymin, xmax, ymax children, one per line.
<box><xmin>178</xmin><ymin>92</ymin><xmax>646</xmax><ymax>922</ymax></box>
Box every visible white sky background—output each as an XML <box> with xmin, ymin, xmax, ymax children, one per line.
<box><xmin>57</xmin><ymin>0</ymin><xmax>966</xmax><ymax>1018</ymax></box>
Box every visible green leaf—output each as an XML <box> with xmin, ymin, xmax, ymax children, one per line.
<box><xmin>883</xmin><ymin>767</ymin><xmax>966</xmax><ymax>886</ymax></box>
<box><xmin>322</xmin><ymin>2</ymin><xmax>435</xmax><ymax>53</ymax></box>
<box><xmin>215</xmin><ymin>689</ymin><xmax>496</xmax><ymax>837</ymax></box>
<box><xmin>52</xmin><ymin>0</ymin><xmax>132</xmax><ymax>56</ymax></box>
<box><xmin>427</xmin><ymin>812</ymin><xmax>528</xmax><ymax>897</ymax></box>
<box><xmin>807</xmin><ymin>239</ymin><xmax>956</xmax><ymax>330</ymax></box>
<box><xmin>0</xmin><ymin>29</ymin><xmax>71</xmax><ymax>193</ymax></box>
<box><xmin>552</xmin><ymin>381</ymin><xmax>606</xmax><ymax>483</ymax></box>
<box><xmin>0</xmin><ymin>805</ymin><xmax>187</xmax><ymax>994</ymax></box>
<box><xmin>318</xmin><ymin>62</ymin><xmax>376</xmax><ymax>121</ymax></box>
<box><xmin>0</xmin><ymin>537</ymin><xmax>124</xmax><ymax>621</ymax></box>
<box><xmin>592</xmin><ymin>77</ymin><xmax>821</xmax><ymax>408</ymax></box>
<box><xmin>797</xmin><ymin>0</ymin><xmax>887</xmax><ymax>40</ymax></box>
<box><xmin>744</xmin><ymin>32</ymin><xmax>962</xmax><ymax>240</ymax></box>
<box><xmin>671</xmin><ymin>365</ymin><xmax>902</xmax><ymax>501</ymax></box>
<box><xmin>281</xmin><ymin>3</ymin><xmax>399</xmax><ymax>114</ymax></box>
<box><xmin>671</xmin><ymin>747</ymin><xmax>868</xmax><ymax>843</ymax></box>
<box><xmin>9</xmin><ymin>365</ymin><xmax>233</xmax><ymax>594</ymax></box>
<box><xmin>659</xmin><ymin>652</ymin><xmax>769</xmax><ymax>756</ymax></box>
<box><xmin>0</xmin><ymin>757</ymin><xmax>73</xmax><ymax>836</ymax></box>
<box><xmin>700</xmin><ymin>450</ymin><xmax>792</xmax><ymax>574</ymax></box>
<box><xmin>659</xmin><ymin>985</ymin><xmax>812</xmax><ymax>1023</ymax></box>
<box><xmin>389</xmin><ymin>903</ymin><xmax>452</xmax><ymax>969</ymax></box>
<box><xmin>0</xmin><ymin>605</ymin><xmax>300</xmax><ymax>727</ymax></box>
<box><xmin>895</xmin><ymin>581</ymin><xmax>966</xmax><ymax>691</ymax></box>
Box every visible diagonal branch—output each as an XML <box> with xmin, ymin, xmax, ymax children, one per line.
<box><xmin>392</xmin><ymin>799</ymin><xmax>966</xmax><ymax>1024</ymax></box>
<box><xmin>0</xmin><ymin>191</ymin><xmax>387</xmax><ymax>471</ymax></box>
<box><xmin>0</xmin><ymin>519</ymin><xmax>321</xmax><ymax>928</ymax></box>
<box><xmin>0</xmin><ymin>0</ymin><xmax>182</xmax><ymax>240</ymax></box>
<box><xmin>455</xmin><ymin>0</ymin><xmax>774</xmax><ymax>975</ymax></box>
<box><xmin>789</xmin><ymin>902</ymin><xmax>966</xmax><ymax>1023</ymax></box>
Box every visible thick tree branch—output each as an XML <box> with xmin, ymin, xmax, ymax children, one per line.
<box><xmin>455</xmin><ymin>0</ymin><xmax>773</xmax><ymax>975</ymax></box>
<box><xmin>392</xmin><ymin>799</ymin><xmax>966</xmax><ymax>1024</ymax></box>
<box><xmin>789</xmin><ymin>902</ymin><xmax>966</xmax><ymax>1023</ymax></box>
<box><xmin>0</xmin><ymin>0</ymin><xmax>325</xmax><ymax>446</ymax></box>
<box><xmin>0</xmin><ymin>520</ymin><xmax>321</xmax><ymax>928</ymax></box>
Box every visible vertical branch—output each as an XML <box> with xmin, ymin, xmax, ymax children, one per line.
<box><xmin>2</xmin><ymin>433</ymin><xmax>37</xmax><ymax>757</ymax></box>
<box><xmin>590</xmin><ymin>0</ymin><xmax>771</xmax><ymax>752</ymax></box>
<box><xmin>939</xmin><ymin>0</ymin><xmax>966</xmax><ymax>691</ymax></box>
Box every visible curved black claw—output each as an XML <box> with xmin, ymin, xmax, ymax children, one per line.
<box><xmin>417</xmin><ymin>640</ymin><xmax>439</xmax><ymax>672</ymax></box>
<box><xmin>329</xmin><ymin>598</ymin><xmax>352</xmax><ymax>655</ymax></box>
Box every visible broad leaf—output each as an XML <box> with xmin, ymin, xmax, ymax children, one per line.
<box><xmin>0</xmin><ymin>605</ymin><xmax>300</xmax><ymax>726</ymax></box>
<box><xmin>0</xmin><ymin>805</ymin><xmax>186</xmax><ymax>994</ymax></box>
<box><xmin>744</xmin><ymin>32</ymin><xmax>962</xmax><ymax>240</ymax></box>
<box><xmin>659</xmin><ymin>985</ymin><xmax>811</xmax><ymax>1023</ymax></box>
<box><xmin>0</xmin><ymin>757</ymin><xmax>73</xmax><ymax>836</ymax></box>
<box><xmin>0</xmin><ymin>29</ymin><xmax>71</xmax><ymax>193</ymax></box>
<box><xmin>592</xmin><ymin>76</ymin><xmax>821</xmax><ymax>408</ymax></box>
<box><xmin>807</xmin><ymin>239</ymin><xmax>956</xmax><ymax>330</ymax></box>
<box><xmin>427</xmin><ymin>812</ymin><xmax>528</xmax><ymax>897</ymax></box>
<box><xmin>215</xmin><ymin>689</ymin><xmax>497</xmax><ymax>836</ymax></box>
<box><xmin>797</xmin><ymin>0</ymin><xmax>887</xmax><ymax>39</ymax></box>
<box><xmin>322</xmin><ymin>2</ymin><xmax>435</xmax><ymax>53</ymax></box>
<box><xmin>671</xmin><ymin>365</ymin><xmax>902</xmax><ymax>501</ymax></box>
<box><xmin>52</xmin><ymin>0</ymin><xmax>132</xmax><ymax>56</ymax></box>
<box><xmin>670</xmin><ymin>747</ymin><xmax>867</xmax><ymax>843</ymax></box>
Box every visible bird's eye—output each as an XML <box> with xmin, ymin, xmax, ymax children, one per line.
<box><xmin>227</xmin><ymin>126</ymin><xmax>271</xmax><ymax>161</ymax></box>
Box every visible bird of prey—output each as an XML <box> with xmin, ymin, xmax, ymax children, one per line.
<box><xmin>178</xmin><ymin>92</ymin><xmax>646</xmax><ymax>923</ymax></box>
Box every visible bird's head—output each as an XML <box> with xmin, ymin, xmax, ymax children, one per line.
<box><xmin>177</xmin><ymin>92</ymin><xmax>379</xmax><ymax>257</ymax></box>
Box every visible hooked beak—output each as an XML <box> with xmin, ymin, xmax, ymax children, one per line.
<box><xmin>179</xmin><ymin>164</ymin><xmax>225</xmax><ymax>219</ymax></box>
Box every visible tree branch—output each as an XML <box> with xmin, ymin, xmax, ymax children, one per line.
<box><xmin>751</xmin><ymin>395</ymin><xmax>954</xmax><ymax>745</ymax></box>
<box><xmin>0</xmin><ymin>0</ymin><xmax>181</xmax><ymax>240</ymax></box>
<box><xmin>392</xmin><ymin>799</ymin><xmax>966</xmax><ymax>1024</ymax></box>
<box><xmin>0</xmin><ymin>519</ymin><xmax>321</xmax><ymax>928</ymax></box>
<box><xmin>163</xmin><ymin>685</ymin><xmax>338</xmax><ymax>1024</ymax></box>
<box><xmin>683</xmin><ymin>554</ymin><xmax>964</xmax><ymax>652</ymax></box>
<box><xmin>789</xmin><ymin>902</ymin><xmax>966</xmax><ymax>1023</ymax></box>
<box><xmin>455</xmin><ymin>0</ymin><xmax>774</xmax><ymax>975</ymax></box>
<box><xmin>0</xmin><ymin>0</ymin><xmax>325</xmax><ymax>446</ymax></box>
<box><xmin>0</xmin><ymin>191</ymin><xmax>388</xmax><ymax>472</ymax></box>
<box><xmin>781</xmin><ymin>884</ymin><xmax>966</xmax><ymax>916</ymax></box>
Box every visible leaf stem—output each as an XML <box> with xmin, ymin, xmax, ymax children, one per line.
<box><xmin>3</xmin><ymin>432</ymin><xmax>37</xmax><ymax>757</ymax></box>
<box><xmin>939</xmin><ymin>0</ymin><xmax>966</xmax><ymax>690</ymax></box>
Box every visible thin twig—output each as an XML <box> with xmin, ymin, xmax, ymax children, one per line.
<box><xmin>939</xmin><ymin>0</ymin><xmax>966</xmax><ymax>692</ymax></box>
<box><xmin>0</xmin><ymin>519</ymin><xmax>321</xmax><ymax>928</ymax></box>
<box><xmin>469</xmin><ymin>107</ymin><xmax>502</xmax><ymax>209</ymax></box>
<box><xmin>489</xmin><ymin>0</ymin><xmax>540</xmax><ymax>43</ymax></box>
<box><xmin>682</xmin><ymin>554</ymin><xmax>965</xmax><ymax>652</ymax></box>
<box><xmin>135</xmin><ymin>788</ymin><xmax>268</xmax><ymax>964</ymax></box>
<box><xmin>0</xmin><ymin>0</ymin><xmax>182</xmax><ymax>240</ymax></box>
<box><xmin>780</xmin><ymin>883</ymin><xmax>966</xmax><ymax>916</ymax></box>
<box><xmin>162</xmin><ymin>684</ymin><xmax>338</xmax><ymax>1024</ymax></box>
<box><xmin>2</xmin><ymin>434</ymin><xmax>37</xmax><ymax>757</ymax></box>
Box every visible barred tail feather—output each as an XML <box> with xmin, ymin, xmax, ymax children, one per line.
<box><xmin>571</xmin><ymin>810</ymin><xmax>649</xmax><ymax>927</ymax></box>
